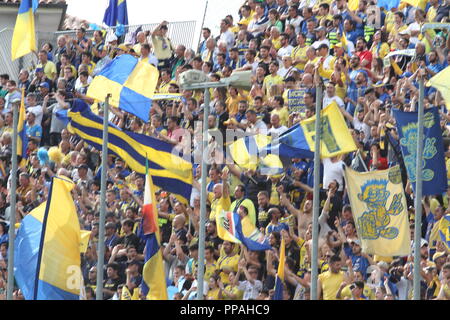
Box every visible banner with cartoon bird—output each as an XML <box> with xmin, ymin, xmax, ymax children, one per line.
<box><xmin>344</xmin><ymin>166</ymin><xmax>411</xmax><ymax>256</ymax></box>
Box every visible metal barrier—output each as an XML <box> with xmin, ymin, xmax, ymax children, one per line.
<box><xmin>0</xmin><ymin>20</ymin><xmax>196</xmax><ymax>81</ymax></box>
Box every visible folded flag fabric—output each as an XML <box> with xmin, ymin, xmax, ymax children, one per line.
<box><xmin>266</xmin><ymin>101</ymin><xmax>357</xmax><ymax>159</ymax></box>
<box><xmin>68</xmin><ymin>99</ymin><xmax>193</xmax><ymax>204</ymax></box>
<box><xmin>86</xmin><ymin>54</ymin><xmax>159</xmax><ymax>122</ymax></box>
<box><xmin>103</xmin><ymin>0</ymin><xmax>128</xmax><ymax>27</ymax></box>
<box><xmin>216</xmin><ymin>210</ymin><xmax>271</xmax><ymax>251</ymax></box>
<box><xmin>273</xmin><ymin>237</ymin><xmax>285</xmax><ymax>300</ymax></box>
<box><xmin>14</xmin><ymin>176</ymin><xmax>81</xmax><ymax>300</ymax></box>
<box><xmin>393</xmin><ymin>107</ymin><xmax>448</xmax><ymax>196</ymax></box>
<box><xmin>427</xmin><ymin>66</ymin><xmax>450</xmax><ymax>110</ymax></box>
<box><xmin>17</xmin><ymin>88</ymin><xmax>28</xmax><ymax>159</ymax></box>
<box><xmin>229</xmin><ymin>134</ymin><xmax>272</xmax><ymax>171</ymax></box>
<box><xmin>344</xmin><ymin>166</ymin><xmax>411</xmax><ymax>256</ymax></box>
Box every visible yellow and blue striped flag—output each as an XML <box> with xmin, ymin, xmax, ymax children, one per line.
<box><xmin>14</xmin><ymin>176</ymin><xmax>82</xmax><ymax>300</ymax></box>
<box><xmin>68</xmin><ymin>99</ymin><xmax>193</xmax><ymax>204</ymax></box>
<box><xmin>17</xmin><ymin>88</ymin><xmax>28</xmax><ymax>160</ymax></box>
<box><xmin>273</xmin><ymin>237</ymin><xmax>285</xmax><ymax>300</ymax></box>
<box><xmin>11</xmin><ymin>0</ymin><xmax>38</xmax><ymax>61</ymax></box>
<box><xmin>86</xmin><ymin>54</ymin><xmax>159</xmax><ymax>122</ymax></box>
<box><xmin>229</xmin><ymin>134</ymin><xmax>272</xmax><ymax>171</ymax></box>
<box><xmin>103</xmin><ymin>0</ymin><xmax>129</xmax><ymax>27</ymax></box>
<box><xmin>344</xmin><ymin>166</ymin><xmax>411</xmax><ymax>256</ymax></box>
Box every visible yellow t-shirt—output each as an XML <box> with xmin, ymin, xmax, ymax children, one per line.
<box><xmin>206</xmin><ymin>287</ymin><xmax>222</xmax><ymax>300</ymax></box>
<box><xmin>226</xmin><ymin>95</ymin><xmax>241</xmax><ymax>116</ymax></box>
<box><xmin>151</xmin><ymin>36</ymin><xmax>173</xmax><ymax>60</ymax></box>
<box><xmin>222</xmin><ymin>284</ymin><xmax>244</xmax><ymax>300</ymax></box>
<box><xmin>291</xmin><ymin>45</ymin><xmax>308</xmax><ymax>70</ymax></box>
<box><xmin>371</xmin><ymin>42</ymin><xmax>390</xmax><ymax>59</ymax></box>
<box><xmin>37</xmin><ymin>61</ymin><xmax>57</xmax><ymax>80</ymax></box>
<box><xmin>271</xmin><ymin>107</ymin><xmax>289</xmax><ymax>127</ymax></box>
<box><xmin>263</xmin><ymin>74</ymin><xmax>284</xmax><ymax>99</ymax></box>
<box><xmin>318</xmin><ymin>270</ymin><xmax>345</xmax><ymax>300</ymax></box>
<box><xmin>205</xmin><ymin>261</ymin><xmax>218</xmax><ymax>281</ymax></box>
<box><xmin>210</xmin><ymin>196</ymin><xmax>231</xmax><ymax>222</ymax></box>
<box><xmin>272</xmin><ymin>37</ymin><xmax>282</xmax><ymax>50</ymax></box>
<box><xmin>217</xmin><ymin>254</ymin><xmax>240</xmax><ymax>285</ymax></box>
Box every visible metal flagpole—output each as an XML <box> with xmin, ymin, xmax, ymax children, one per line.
<box><xmin>413</xmin><ymin>78</ymin><xmax>425</xmax><ymax>300</ymax></box>
<box><xmin>310</xmin><ymin>84</ymin><xmax>323</xmax><ymax>300</ymax></box>
<box><xmin>96</xmin><ymin>95</ymin><xmax>110</xmax><ymax>300</ymax></box>
<box><xmin>6</xmin><ymin>100</ymin><xmax>19</xmax><ymax>300</ymax></box>
<box><xmin>197</xmin><ymin>0</ymin><xmax>209</xmax><ymax>53</ymax></box>
<box><xmin>197</xmin><ymin>88</ymin><xmax>210</xmax><ymax>300</ymax></box>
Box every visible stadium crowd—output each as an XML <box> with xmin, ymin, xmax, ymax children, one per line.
<box><xmin>1</xmin><ymin>0</ymin><xmax>450</xmax><ymax>300</ymax></box>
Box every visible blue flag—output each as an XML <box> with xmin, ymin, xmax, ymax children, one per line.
<box><xmin>103</xmin><ymin>0</ymin><xmax>128</xmax><ymax>27</ymax></box>
<box><xmin>393</xmin><ymin>107</ymin><xmax>447</xmax><ymax>196</ymax></box>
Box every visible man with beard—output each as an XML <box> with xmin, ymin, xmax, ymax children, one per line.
<box><xmin>280</xmin><ymin>191</ymin><xmax>312</xmax><ymax>239</ymax></box>
<box><xmin>256</xmin><ymin>46</ymin><xmax>273</xmax><ymax>76</ymax></box>
<box><xmin>318</xmin><ymin>255</ymin><xmax>350</xmax><ymax>300</ymax></box>
<box><xmin>355</xmin><ymin>37</ymin><xmax>373</xmax><ymax>69</ymax></box>
<box><xmin>437</xmin><ymin>263</ymin><xmax>450</xmax><ymax>300</ymax></box>
<box><xmin>217</xmin><ymin>241</ymin><xmax>240</xmax><ymax>285</ymax></box>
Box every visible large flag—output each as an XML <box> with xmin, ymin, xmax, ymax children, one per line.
<box><xmin>229</xmin><ymin>134</ymin><xmax>272</xmax><ymax>171</ymax></box>
<box><xmin>68</xmin><ymin>99</ymin><xmax>193</xmax><ymax>204</ymax></box>
<box><xmin>216</xmin><ymin>211</ymin><xmax>271</xmax><ymax>251</ymax></box>
<box><xmin>139</xmin><ymin>169</ymin><xmax>168</xmax><ymax>300</ymax></box>
<box><xmin>103</xmin><ymin>0</ymin><xmax>129</xmax><ymax>27</ymax></box>
<box><xmin>86</xmin><ymin>54</ymin><xmax>159</xmax><ymax>122</ymax></box>
<box><xmin>344</xmin><ymin>166</ymin><xmax>411</xmax><ymax>256</ymax></box>
<box><xmin>17</xmin><ymin>88</ymin><xmax>28</xmax><ymax>160</ymax></box>
<box><xmin>266</xmin><ymin>102</ymin><xmax>357</xmax><ymax>159</ymax></box>
<box><xmin>11</xmin><ymin>0</ymin><xmax>38</xmax><ymax>61</ymax></box>
<box><xmin>393</xmin><ymin>107</ymin><xmax>448</xmax><ymax>196</ymax></box>
<box><xmin>427</xmin><ymin>66</ymin><xmax>450</xmax><ymax>110</ymax></box>
<box><xmin>14</xmin><ymin>176</ymin><xmax>81</xmax><ymax>300</ymax></box>
<box><xmin>400</xmin><ymin>0</ymin><xmax>426</xmax><ymax>10</ymax></box>
<box><xmin>273</xmin><ymin>237</ymin><xmax>285</xmax><ymax>300</ymax></box>
<box><xmin>348</xmin><ymin>0</ymin><xmax>359</xmax><ymax>11</ymax></box>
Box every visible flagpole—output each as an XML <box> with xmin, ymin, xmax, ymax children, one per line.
<box><xmin>96</xmin><ymin>95</ymin><xmax>110</xmax><ymax>300</ymax></box>
<box><xmin>413</xmin><ymin>77</ymin><xmax>425</xmax><ymax>300</ymax></box>
<box><xmin>197</xmin><ymin>88</ymin><xmax>210</xmax><ymax>300</ymax></box>
<box><xmin>310</xmin><ymin>84</ymin><xmax>323</xmax><ymax>300</ymax></box>
<box><xmin>197</xmin><ymin>0</ymin><xmax>209</xmax><ymax>52</ymax></box>
<box><xmin>6</xmin><ymin>100</ymin><xmax>19</xmax><ymax>300</ymax></box>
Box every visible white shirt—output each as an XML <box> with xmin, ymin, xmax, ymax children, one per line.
<box><xmin>26</xmin><ymin>104</ymin><xmax>43</xmax><ymax>126</ymax></box>
<box><xmin>246</xmin><ymin>119</ymin><xmax>268</xmax><ymax>135</ymax></box>
<box><xmin>219</xmin><ymin>30</ymin><xmax>235</xmax><ymax>50</ymax></box>
<box><xmin>312</xmin><ymin>38</ymin><xmax>330</xmax><ymax>50</ymax></box>
<box><xmin>322</xmin><ymin>157</ymin><xmax>344</xmax><ymax>191</ymax></box>
<box><xmin>323</xmin><ymin>95</ymin><xmax>344</xmax><ymax>108</ymax></box>
<box><xmin>286</xmin><ymin>16</ymin><xmax>303</xmax><ymax>34</ymax></box>
<box><xmin>406</xmin><ymin>22</ymin><xmax>420</xmax><ymax>45</ymax></box>
<box><xmin>268</xmin><ymin>125</ymin><xmax>288</xmax><ymax>137</ymax></box>
<box><xmin>277</xmin><ymin>45</ymin><xmax>294</xmax><ymax>62</ymax></box>
<box><xmin>238</xmin><ymin>280</ymin><xmax>263</xmax><ymax>300</ymax></box>
<box><xmin>352</xmin><ymin>118</ymin><xmax>370</xmax><ymax>143</ymax></box>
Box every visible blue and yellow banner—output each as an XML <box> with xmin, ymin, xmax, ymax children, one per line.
<box><xmin>287</xmin><ymin>88</ymin><xmax>306</xmax><ymax>115</ymax></box>
<box><xmin>266</xmin><ymin>101</ymin><xmax>357</xmax><ymax>159</ymax></box>
<box><xmin>344</xmin><ymin>166</ymin><xmax>411</xmax><ymax>256</ymax></box>
<box><xmin>68</xmin><ymin>99</ymin><xmax>193</xmax><ymax>204</ymax></box>
<box><xmin>216</xmin><ymin>211</ymin><xmax>271</xmax><ymax>251</ymax></box>
<box><xmin>14</xmin><ymin>176</ymin><xmax>81</xmax><ymax>300</ymax></box>
<box><xmin>393</xmin><ymin>107</ymin><xmax>448</xmax><ymax>196</ymax></box>
<box><xmin>86</xmin><ymin>54</ymin><xmax>159</xmax><ymax>122</ymax></box>
<box><xmin>11</xmin><ymin>0</ymin><xmax>38</xmax><ymax>61</ymax></box>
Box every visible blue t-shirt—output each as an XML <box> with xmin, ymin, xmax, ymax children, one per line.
<box><xmin>26</xmin><ymin>124</ymin><xmax>43</xmax><ymax>139</ymax></box>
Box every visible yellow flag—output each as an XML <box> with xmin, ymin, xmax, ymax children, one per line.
<box><xmin>400</xmin><ymin>0</ymin><xmax>426</xmax><ymax>10</ymax></box>
<box><xmin>344</xmin><ymin>166</ymin><xmax>411</xmax><ymax>256</ymax></box>
<box><xmin>348</xmin><ymin>0</ymin><xmax>359</xmax><ymax>11</ymax></box>
<box><xmin>79</xmin><ymin>230</ymin><xmax>91</xmax><ymax>253</ymax></box>
<box><xmin>300</xmin><ymin>101</ymin><xmax>357</xmax><ymax>158</ymax></box>
<box><xmin>427</xmin><ymin>66</ymin><xmax>450</xmax><ymax>110</ymax></box>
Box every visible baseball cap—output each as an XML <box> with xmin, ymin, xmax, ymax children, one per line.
<box><xmin>433</xmin><ymin>251</ymin><xmax>446</xmax><ymax>261</ymax></box>
<box><xmin>334</xmin><ymin>42</ymin><xmax>343</xmax><ymax>48</ymax></box>
<box><xmin>39</xmin><ymin>82</ymin><xmax>50</xmax><ymax>89</ymax></box>
<box><xmin>399</xmin><ymin>29</ymin><xmax>411</xmax><ymax>36</ymax></box>
<box><xmin>351</xmin><ymin>239</ymin><xmax>361</xmax><ymax>246</ymax></box>
<box><xmin>77</xmin><ymin>164</ymin><xmax>89</xmax><ymax>170</ymax></box>
<box><xmin>35</xmin><ymin>67</ymin><xmax>44</xmax><ymax>73</ymax></box>
<box><xmin>372</xmin><ymin>81</ymin><xmax>385</xmax><ymax>88</ymax></box>
<box><xmin>105</xmin><ymin>222</ymin><xmax>116</xmax><ymax>230</ymax></box>
<box><xmin>116</xmin><ymin>44</ymin><xmax>129</xmax><ymax>52</ymax></box>
<box><xmin>420</xmin><ymin>239</ymin><xmax>428</xmax><ymax>247</ymax></box>
<box><xmin>238</xmin><ymin>18</ymin><xmax>249</xmax><ymax>26</ymax></box>
<box><xmin>224</xmin><ymin>118</ymin><xmax>238</xmax><ymax>126</ymax></box>
<box><xmin>315</xmin><ymin>26</ymin><xmax>326</xmax><ymax>32</ymax></box>
<box><xmin>284</xmin><ymin>76</ymin><xmax>296</xmax><ymax>82</ymax></box>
